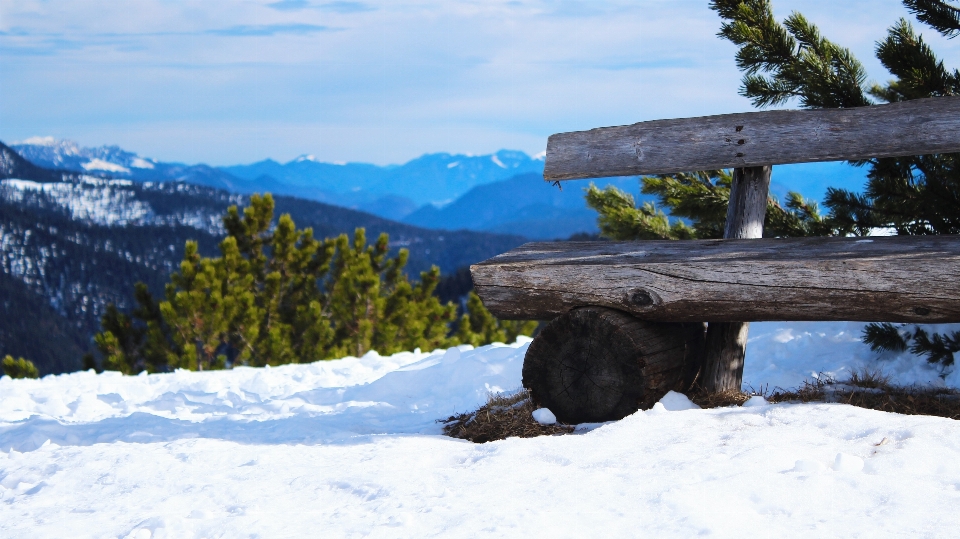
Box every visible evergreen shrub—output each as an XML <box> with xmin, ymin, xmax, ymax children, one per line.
<box><xmin>2</xmin><ymin>355</ymin><xmax>39</xmax><ymax>379</ymax></box>
<box><xmin>94</xmin><ymin>194</ymin><xmax>533</xmax><ymax>373</ymax></box>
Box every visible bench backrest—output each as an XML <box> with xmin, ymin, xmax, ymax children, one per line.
<box><xmin>544</xmin><ymin>96</ymin><xmax>960</xmax><ymax>181</ymax></box>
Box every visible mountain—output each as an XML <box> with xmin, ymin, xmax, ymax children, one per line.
<box><xmin>1</xmin><ymin>141</ymin><xmax>63</xmax><ymax>182</ymax></box>
<box><xmin>401</xmin><ymin>173</ymin><xmax>649</xmax><ymax>239</ymax></box>
<box><xmin>11</xmin><ymin>137</ymin><xmax>246</xmax><ymax>192</ymax></box>
<box><xmin>12</xmin><ymin>139</ymin><xmax>548</xmax><ymax>220</ymax></box>
<box><xmin>0</xmin><ymin>142</ymin><xmax>527</xmax><ymax>375</ymax></box>
<box><xmin>221</xmin><ymin>150</ymin><xmax>546</xmax><ymax>209</ymax></box>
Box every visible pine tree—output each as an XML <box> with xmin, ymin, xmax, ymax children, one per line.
<box><xmin>222</xmin><ymin>197</ymin><xmax>336</xmax><ymax>365</ymax></box>
<box><xmin>374</xmin><ymin>264</ymin><xmax>459</xmax><ymax>355</ymax></box>
<box><xmin>95</xmin><ymin>305</ymin><xmax>143</xmax><ymax>374</ymax></box>
<box><xmin>2</xmin><ymin>355</ymin><xmax>39</xmax><ymax>379</ymax></box>
<box><xmin>93</xmin><ymin>193</ymin><xmax>530</xmax><ymax>371</ymax></box>
<box><xmin>709</xmin><ymin>0</ymin><xmax>960</xmax><ymax>367</ymax></box>
<box><xmin>710</xmin><ymin>0</ymin><xmax>960</xmax><ymax>235</ymax></box>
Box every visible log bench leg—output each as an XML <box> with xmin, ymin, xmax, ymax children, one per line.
<box><xmin>699</xmin><ymin>164</ymin><xmax>772</xmax><ymax>393</ymax></box>
<box><xmin>700</xmin><ymin>321</ymin><xmax>749</xmax><ymax>393</ymax></box>
<box><xmin>522</xmin><ymin>307</ymin><xmax>705</xmax><ymax>424</ymax></box>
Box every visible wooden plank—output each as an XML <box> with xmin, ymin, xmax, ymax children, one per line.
<box><xmin>470</xmin><ymin>235</ymin><xmax>960</xmax><ymax>323</ymax></box>
<box><xmin>544</xmin><ymin>96</ymin><xmax>960</xmax><ymax>181</ymax></box>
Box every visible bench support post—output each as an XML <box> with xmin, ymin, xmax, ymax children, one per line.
<box><xmin>700</xmin><ymin>165</ymin><xmax>771</xmax><ymax>393</ymax></box>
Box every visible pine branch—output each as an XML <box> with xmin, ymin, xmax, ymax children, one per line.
<box><xmin>710</xmin><ymin>0</ymin><xmax>871</xmax><ymax>109</ymax></box>
<box><xmin>910</xmin><ymin>327</ymin><xmax>960</xmax><ymax>366</ymax></box>
<box><xmin>905</xmin><ymin>0</ymin><xmax>960</xmax><ymax>37</ymax></box>
<box><xmin>863</xmin><ymin>322</ymin><xmax>909</xmax><ymax>352</ymax></box>
<box><xmin>872</xmin><ymin>18</ymin><xmax>960</xmax><ymax>102</ymax></box>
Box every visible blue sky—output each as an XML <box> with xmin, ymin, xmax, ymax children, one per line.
<box><xmin>2</xmin><ymin>0</ymin><xmax>959</xmax><ymax>166</ymax></box>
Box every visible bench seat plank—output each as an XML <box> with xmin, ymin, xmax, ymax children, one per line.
<box><xmin>471</xmin><ymin>235</ymin><xmax>960</xmax><ymax>323</ymax></box>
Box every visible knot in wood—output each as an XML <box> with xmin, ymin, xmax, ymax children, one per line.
<box><xmin>626</xmin><ymin>288</ymin><xmax>660</xmax><ymax>308</ymax></box>
<box><xmin>915</xmin><ymin>306</ymin><xmax>931</xmax><ymax>316</ymax></box>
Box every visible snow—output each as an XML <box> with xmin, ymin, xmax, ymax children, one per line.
<box><xmin>130</xmin><ymin>157</ymin><xmax>155</xmax><ymax>169</ymax></box>
<box><xmin>742</xmin><ymin>395</ymin><xmax>768</xmax><ymax>407</ymax></box>
<box><xmin>490</xmin><ymin>154</ymin><xmax>506</xmax><ymax>168</ymax></box>
<box><xmin>744</xmin><ymin>321</ymin><xmax>960</xmax><ymax>388</ymax></box>
<box><xmin>81</xmin><ymin>158</ymin><xmax>131</xmax><ymax>174</ymax></box>
<box><xmin>532</xmin><ymin>408</ymin><xmax>556</xmax><ymax>425</ymax></box>
<box><xmin>0</xmin><ymin>178</ymin><xmax>225</xmax><ymax>234</ymax></box>
<box><xmin>0</xmin><ymin>177</ymin><xmax>150</xmax><ymax>226</ymax></box>
<box><xmin>3</xmin><ymin>325</ymin><xmax>960</xmax><ymax>537</ymax></box>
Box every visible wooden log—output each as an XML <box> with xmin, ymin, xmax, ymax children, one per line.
<box><xmin>702</xmin><ymin>165</ymin><xmax>771</xmax><ymax>392</ymax></box>
<box><xmin>470</xmin><ymin>234</ymin><xmax>960</xmax><ymax>323</ymax></box>
<box><xmin>701</xmin><ymin>165</ymin><xmax>772</xmax><ymax>393</ymax></box>
<box><xmin>522</xmin><ymin>307</ymin><xmax>705</xmax><ymax>423</ymax></box>
<box><xmin>700</xmin><ymin>323</ymin><xmax>749</xmax><ymax>394</ymax></box>
<box><xmin>724</xmin><ymin>166</ymin><xmax>771</xmax><ymax>239</ymax></box>
<box><xmin>543</xmin><ymin>96</ymin><xmax>960</xmax><ymax>181</ymax></box>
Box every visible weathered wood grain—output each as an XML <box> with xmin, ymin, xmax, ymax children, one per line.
<box><xmin>724</xmin><ymin>166</ymin><xmax>771</xmax><ymax>239</ymax></box>
<box><xmin>522</xmin><ymin>307</ymin><xmax>704</xmax><ymax>423</ymax></box>
<box><xmin>470</xmin><ymin>235</ymin><xmax>960</xmax><ymax>323</ymax></box>
<box><xmin>544</xmin><ymin>96</ymin><xmax>960</xmax><ymax>180</ymax></box>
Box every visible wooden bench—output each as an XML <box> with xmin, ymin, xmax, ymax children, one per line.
<box><xmin>470</xmin><ymin>96</ymin><xmax>960</xmax><ymax>424</ymax></box>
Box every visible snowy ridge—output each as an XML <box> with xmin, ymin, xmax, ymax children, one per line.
<box><xmin>2</xmin><ymin>178</ymin><xmax>148</xmax><ymax>226</ymax></box>
<box><xmin>0</xmin><ymin>177</ymin><xmax>226</xmax><ymax>233</ymax></box>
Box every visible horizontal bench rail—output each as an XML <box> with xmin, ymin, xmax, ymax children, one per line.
<box><xmin>471</xmin><ymin>235</ymin><xmax>960</xmax><ymax>323</ymax></box>
<box><xmin>544</xmin><ymin>96</ymin><xmax>960</xmax><ymax>181</ymax></box>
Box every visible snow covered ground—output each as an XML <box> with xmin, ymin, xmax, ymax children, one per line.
<box><xmin>3</xmin><ymin>321</ymin><xmax>960</xmax><ymax>538</ymax></box>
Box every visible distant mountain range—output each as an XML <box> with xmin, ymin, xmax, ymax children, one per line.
<box><xmin>221</xmin><ymin>149</ymin><xmax>547</xmax><ymax>215</ymax></box>
<box><xmin>12</xmin><ymin>138</ymin><xmax>549</xmax><ymax>220</ymax></box>
<box><xmin>10</xmin><ymin>137</ymin><xmax>634</xmax><ymax>238</ymax></box>
<box><xmin>401</xmin><ymin>173</ymin><xmax>646</xmax><ymax>239</ymax></box>
<box><xmin>11</xmin><ymin>136</ymin><xmax>871</xmax><ymax>242</ymax></box>
<box><xmin>0</xmin><ymin>141</ymin><xmax>526</xmax><ymax>376</ymax></box>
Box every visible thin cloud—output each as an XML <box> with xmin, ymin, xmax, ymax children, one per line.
<box><xmin>206</xmin><ymin>24</ymin><xmax>334</xmax><ymax>37</ymax></box>
<box><xmin>267</xmin><ymin>0</ymin><xmax>375</xmax><ymax>13</ymax></box>
<box><xmin>0</xmin><ymin>23</ymin><xmax>336</xmax><ymax>57</ymax></box>
<box><xmin>267</xmin><ymin>0</ymin><xmax>310</xmax><ymax>10</ymax></box>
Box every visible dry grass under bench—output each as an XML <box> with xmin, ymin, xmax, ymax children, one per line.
<box><xmin>443</xmin><ymin>370</ymin><xmax>960</xmax><ymax>444</ymax></box>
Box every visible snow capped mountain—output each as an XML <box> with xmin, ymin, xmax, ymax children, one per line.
<box><xmin>9</xmin><ymin>138</ymin><xmax>248</xmax><ymax>195</ymax></box>
<box><xmin>12</xmin><ymin>138</ymin><xmax>152</xmax><ymax>175</ymax></box>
